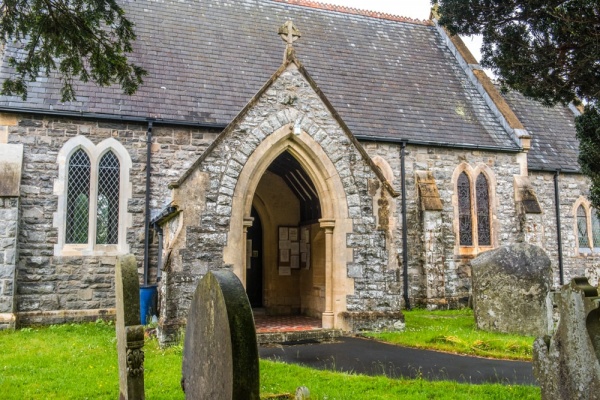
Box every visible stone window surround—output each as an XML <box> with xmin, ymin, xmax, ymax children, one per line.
<box><xmin>573</xmin><ymin>196</ymin><xmax>600</xmax><ymax>255</ymax></box>
<box><xmin>451</xmin><ymin>162</ymin><xmax>497</xmax><ymax>256</ymax></box>
<box><xmin>53</xmin><ymin>136</ymin><xmax>132</xmax><ymax>257</ymax></box>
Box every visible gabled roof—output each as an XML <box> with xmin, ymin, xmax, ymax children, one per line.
<box><xmin>0</xmin><ymin>0</ymin><xmax>518</xmax><ymax>150</ymax></box>
<box><xmin>502</xmin><ymin>91</ymin><xmax>581</xmax><ymax>172</ymax></box>
<box><xmin>172</xmin><ymin>48</ymin><xmax>399</xmax><ymax>197</ymax></box>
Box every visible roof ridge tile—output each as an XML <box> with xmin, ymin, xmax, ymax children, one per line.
<box><xmin>271</xmin><ymin>0</ymin><xmax>433</xmax><ymax>25</ymax></box>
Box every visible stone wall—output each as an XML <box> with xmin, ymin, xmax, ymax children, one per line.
<box><xmin>529</xmin><ymin>171</ymin><xmax>600</xmax><ymax>287</ymax></box>
<box><xmin>1</xmin><ymin>112</ymin><xmax>218</xmax><ymax>325</ymax></box>
<box><xmin>0</xmin><ymin>142</ymin><xmax>23</xmax><ymax>329</ymax></box>
<box><xmin>363</xmin><ymin>142</ymin><xmax>524</xmax><ymax>308</ymax></box>
<box><xmin>0</xmin><ymin>198</ymin><xmax>19</xmax><ymax>329</ymax></box>
<box><xmin>160</xmin><ymin>63</ymin><xmax>400</xmax><ymax>336</ymax></box>
<box><xmin>3</xmin><ymin>105</ymin><xmax>598</xmax><ymax>327</ymax></box>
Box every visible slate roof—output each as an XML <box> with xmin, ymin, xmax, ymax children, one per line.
<box><xmin>502</xmin><ymin>90</ymin><xmax>581</xmax><ymax>172</ymax></box>
<box><xmin>0</xmin><ymin>0</ymin><xmax>518</xmax><ymax>150</ymax></box>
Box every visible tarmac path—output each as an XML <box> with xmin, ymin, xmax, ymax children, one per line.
<box><xmin>259</xmin><ymin>336</ymin><xmax>536</xmax><ymax>385</ymax></box>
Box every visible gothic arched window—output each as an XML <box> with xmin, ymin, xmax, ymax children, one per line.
<box><xmin>476</xmin><ymin>173</ymin><xmax>491</xmax><ymax>246</ymax></box>
<box><xmin>577</xmin><ymin>205</ymin><xmax>590</xmax><ymax>249</ymax></box>
<box><xmin>457</xmin><ymin>172</ymin><xmax>472</xmax><ymax>245</ymax></box>
<box><xmin>455</xmin><ymin>166</ymin><xmax>495</xmax><ymax>251</ymax></box>
<box><xmin>55</xmin><ymin>136</ymin><xmax>132</xmax><ymax>256</ymax></box>
<box><xmin>66</xmin><ymin>149</ymin><xmax>91</xmax><ymax>244</ymax></box>
<box><xmin>592</xmin><ymin>210</ymin><xmax>600</xmax><ymax>250</ymax></box>
<box><xmin>96</xmin><ymin>151</ymin><xmax>120</xmax><ymax>244</ymax></box>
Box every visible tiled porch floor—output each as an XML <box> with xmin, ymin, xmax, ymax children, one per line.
<box><xmin>254</xmin><ymin>313</ymin><xmax>322</xmax><ymax>333</ymax></box>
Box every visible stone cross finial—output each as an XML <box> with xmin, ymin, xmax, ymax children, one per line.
<box><xmin>278</xmin><ymin>21</ymin><xmax>302</xmax><ymax>61</ymax></box>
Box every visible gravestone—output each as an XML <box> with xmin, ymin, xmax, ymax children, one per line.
<box><xmin>115</xmin><ymin>254</ymin><xmax>145</xmax><ymax>400</ymax></box>
<box><xmin>471</xmin><ymin>244</ymin><xmax>552</xmax><ymax>336</ymax></box>
<box><xmin>181</xmin><ymin>270</ymin><xmax>259</xmax><ymax>400</ymax></box>
<box><xmin>533</xmin><ymin>277</ymin><xmax>600</xmax><ymax>399</ymax></box>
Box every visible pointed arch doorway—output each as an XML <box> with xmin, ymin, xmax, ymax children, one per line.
<box><xmin>248</xmin><ymin>150</ymin><xmax>324</xmax><ymax>317</ymax></box>
<box><xmin>224</xmin><ymin>123</ymin><xmax>351</xmax><ymax>329</ymax></box>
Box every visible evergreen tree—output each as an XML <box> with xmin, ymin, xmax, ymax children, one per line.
<box><xmin>0</xmin><ymin>0</ymin><xmax>146</xmax><ymax>101</ymax></box>
<box><xmin>434</xmin><ymin>0</ymin><xmax>600</xmax><ymax>208</ymax></box>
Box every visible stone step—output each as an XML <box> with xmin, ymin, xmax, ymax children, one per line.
<box><xmin>257</xmin><ymin>329</ymin><xmax>342</xmax><ymax>345</ymax></box>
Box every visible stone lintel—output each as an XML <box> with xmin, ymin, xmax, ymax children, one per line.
<box><xmin>416</xmin><ymin>171</ymin><xmax>443</xmax><ymax>211</ymax></box>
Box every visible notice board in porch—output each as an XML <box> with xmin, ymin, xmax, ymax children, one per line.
<box><xmin>278</xmin><ymin>226</ymin><xmax>310</xmax><ymax>274</ymax></box>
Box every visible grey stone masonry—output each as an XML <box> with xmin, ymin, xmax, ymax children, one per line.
<box><xmin>362</xmin><ymin>141</ymin><xmax>523</xmax><ymax>308</ymax></box>
<box><xmin>0</xmin><ymin>142</ymin><xmax>22</xmax><ymax>329</ymax></box>
<box><xmin>0</xmin><ymin>197</ymin><xmax>19</xmax><ymax>329</ymax></box>
<box><xmin>2</xmin><ymin>112</ymin><xmax>219</xmax><ymax>326</ymax></box>
<box><xmin>161</xmin><ymin>62</ymin><xmax>401</xmax><ymax>336</ymax></box>
<box><xmin>529</xmin><ymin>171</ymin><xmax>600</xmax><ymax>287</ymax></box>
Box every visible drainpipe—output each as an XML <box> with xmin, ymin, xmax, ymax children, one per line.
<box><xmin>143</xmin><ymin>121</ymin><xmax>153</xmax><ymax>286</ymax></box>
<box><xmin>155</xmin><ymin>223</ymin><xmax>163</xmax><ymax>282</ymax></box>
<box><xmin>554</xmin><ymin>170</ymin><xmax>564</xmax><ymax>286</ymax></box>
<box><xmin>400</xmin><ymin>142</ymin><xmax>411</xmax><ymax>310</ymax></box>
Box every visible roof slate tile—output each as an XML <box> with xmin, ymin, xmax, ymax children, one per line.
<box><xmin>0</xmin><ymin>0</ymin><xmax>517</xmax><ymax>149</ymax></box>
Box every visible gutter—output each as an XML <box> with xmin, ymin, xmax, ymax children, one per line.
<box><xmin>354</xmin><ymin>135</ymin><xmax>521</xmax><ymax>153</ymax></box>
<box><xmin>0</xmin><ymin>105</ymin><xmax>227</xmax><ymax>129</ymax></box>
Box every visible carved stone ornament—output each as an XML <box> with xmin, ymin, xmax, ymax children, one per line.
<box><xmin>126</xmin><ymin>346</ymin><xmax>145</xmax><ymax>377</ymax></box>
<box><xmin>378</xmin><ymin>188</ymin><xmax>390</xmax><ymax>231</ymax></box>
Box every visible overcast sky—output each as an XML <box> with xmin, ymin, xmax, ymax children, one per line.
<box><xmin>319</xmin><ymin>0</ymin><xmax>484</xmax><ymax>62</ymax></box>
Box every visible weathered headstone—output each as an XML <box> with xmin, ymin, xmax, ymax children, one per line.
<box><xmin>182</xmin><ymin>270</ymin><xmax>259</xmax><ymax>400</ymax></box>
<box><xmin>533</xmin><ymin>277</ymin><xmax>600</xmax><ymax>399</ymax></box>
<box><xmin>116</xmin><ymin>254</ymin><xmax>145</xmax><ymax>400</ymax></box>
<box><xmin>471</xmin><ymin>244</ymin><xmax>552</xmax><ymax>336</ymax></box>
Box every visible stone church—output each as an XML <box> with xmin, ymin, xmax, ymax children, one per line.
<box><xmin>0</xmin><ymin>0</ymin><xmax>597</xmax><ymax>338</ymax></box>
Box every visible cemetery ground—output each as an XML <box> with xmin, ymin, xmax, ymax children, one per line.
<box><xmin>0</xmin><ymin>311</ymin><xmax>540</xmax><ymax>399</ymax></box>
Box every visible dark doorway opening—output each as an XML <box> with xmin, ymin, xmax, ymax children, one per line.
<box><xmin>246</xmin><ymin>207</ymin><xmax>263</xmax><ymax>307</ymax></box>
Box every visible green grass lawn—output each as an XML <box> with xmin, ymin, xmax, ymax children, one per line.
<box><xmin>365</xmin><ymin>309</ymin><xmax>535</xmax><ymax>361</ymax></box>
<box><xmin>0</xmin><ymin>316</ymin><xmax>540</xmax><ymax>399</ymax></box>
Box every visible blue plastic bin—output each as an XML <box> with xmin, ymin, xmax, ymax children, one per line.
<box><xmin>139</xmin><ymin>284</ymin><xmax>157</xmax><ymax>325</ymax></box>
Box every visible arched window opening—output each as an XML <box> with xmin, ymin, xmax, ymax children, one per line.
<box><xmin>476</xmin><ymin>173</ymin><xmax>491</xmax><ymax>246</ymax></box>
<box><xmin>577</xmin><ymin>205</ymin><xmax>590</xmax><ymax>249</ymax></box>
<box><xmin>592</xmin><ymin>209</ymin><xmax>600</xmax><ymax>250</ymax></box>
<box><xmin>96</xmin><ymin>151</ymin><xmax>120</xmax><ymax>244</ymax></box>
<box><xmin>457</xmin><ymin>172</ymin><xmax>472</xmax><ymax>246</ymax></box>
<box><xmin>66</xmin><ymin>149</ymin><xmax>91</xmax><ymax>244</ymax></box>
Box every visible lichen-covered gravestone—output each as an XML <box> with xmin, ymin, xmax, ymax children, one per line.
<box><xmin>471</xmin><ymin>244</ymin><xmax>552</xmax><ymax>336</ymax></box>
<box><xmin>181</xmin><ymin>270</ymin><xmax>259</xmax><ymax>400</ymax></box>
<box><xmin>115</xmin><ymin>254</ymin><xmax>145</xmax><ymax>400</ymax></box>
<box><xmin>533</xmin><ymin>277</ymin><xmax>600</xmax><ymax>399</ymax></box>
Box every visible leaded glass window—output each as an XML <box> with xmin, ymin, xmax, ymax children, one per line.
<box><xmin>96</xmin><ymin>151</ymin><xmax>120</xmax><ymax>244</ymax></box>
<box><xmin>458</xmin><ymin>172</ymin><xmax>472</xmax><ymax>245</ymax></box>
<box><xmin>592</xmin><ymin>209</ymin><xmax>600</xmax><ymax>249</ymax></box>
<box><xmin>577</xmin><ymin>205</ymin><xmax>590</xmax><ymax>248</ymax></box>
<box><xmin>476</xmin><ymin>173</ymin><xmax>491</xmax><ymax>246</ymax></box>
<box><xmin>66</xmin><ymin>149</ymin><xmax>91</xmax><ymax>244</ymax></box>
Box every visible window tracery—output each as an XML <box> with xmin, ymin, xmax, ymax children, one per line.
<box><xmin>575</xmin><ymin>198</ymin><xmax>600</xmax><ymax>253</ymax></box>
<box><xmin>54</xmin><ymin>136</ymin><xmax>132</xmax><ymax>256</ymax></box>
<box><xmin>454</xmin><ymin>165</ymin><xmax>495</xmax><ymax>252</ymax></box>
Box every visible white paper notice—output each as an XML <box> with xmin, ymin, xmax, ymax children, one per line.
<box><xmin>280</xmin><ymin>249</ymin><xmax>290</xmax><ymax>262</ymax></box>
<box><xmin>279</xmin><ymin>267</ymin><xmax>291</xmax><ymax>276</ymax></box>
<box><xmin>279</xmin><ymin>227</ymin><xmax>289</xmax><ymax>240</ymax></box>
<box><xmin>291</xmin><ymin>242</ymin><xmax>299</xmax><ymax>255</ymax></box>
<box><xmin>291</xmin><ymin>255</ymin><xmax>299</xmax><ymax>269</ymax></box>
<box><xmin>289</xmin><ymin>227</ymin><xmax>298</xmax><ymax>241</ymax></box>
